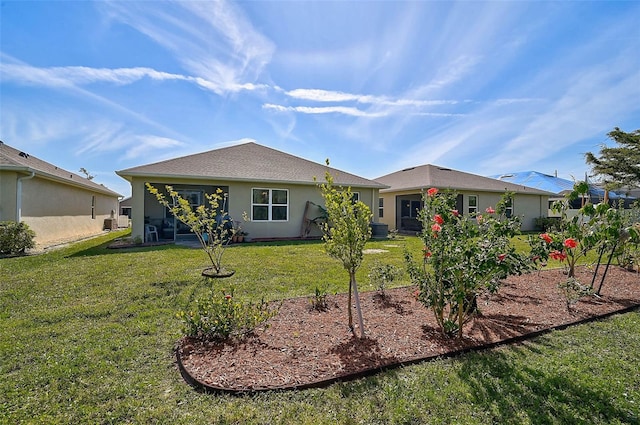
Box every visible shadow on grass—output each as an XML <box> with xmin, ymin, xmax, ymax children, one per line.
<box><xmin>66</xmin><ymin>240</ymin><xmax>192</xmax><ymax>258</ymax></box>
<box><xmin>458</xmin><ymin>343</ymin><xmax>636</xmax><ymax>424</ymax></box>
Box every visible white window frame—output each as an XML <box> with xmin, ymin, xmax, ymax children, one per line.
<box><xmin>504</xmin><ymin>198</ymin><xmax>513</xmax><ymax>218</ymax></box>
<box><xmin>251</xmin><ymin>188</ymin><xmax>289</xmax><ymax>222</ymax></box>
<box><xmin>468</xmin><ymin>195</ymin><xmax>478</xmax><ymax>216</ymax></box>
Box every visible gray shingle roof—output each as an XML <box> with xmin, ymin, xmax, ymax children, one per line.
<box><xmin>375</xmin><ymin>164</ymin><xmax>553</xmax><ymax>195</ymax></box>
<box><xmin>116</xmin><ymin>142</ymin><xmax>386</xmax><ymax>188</ymax></box>
<box><xmin>0</xmin><ymin>141</ymin><xmax>121</xmax><ymax>197</ymax></box>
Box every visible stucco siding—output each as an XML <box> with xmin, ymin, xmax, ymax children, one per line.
<box><xmin>133</xmin><ymin>177</ymin><xmax>379</xmax><ymax>240</ymax></box>
<box><xmin>0</xmin><ymin>170</ymin><xmax>19</xmax><ymax>221</ymax></box>
<box><xmin>378</xmin><ymin>189</ymin><xmax>547</xmax><ymax>232</ymax></box>
<box><xmin>19</xmin><ymin>177</ymin><xmax>119</xmax><ymax>246</ymax></box>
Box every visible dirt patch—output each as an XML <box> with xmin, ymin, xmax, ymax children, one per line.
<box><xmin>177</xmin><ymin>266</ymin><xmax>639</xmax><ymax>393</ymax></box>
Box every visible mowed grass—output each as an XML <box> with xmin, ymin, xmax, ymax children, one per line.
<box><xmin>1</xmin><ymin>230</ymin><xmax>638</xmax><ymax>424</ymax></box>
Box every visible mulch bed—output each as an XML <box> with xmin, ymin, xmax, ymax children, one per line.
<box><xmin>176</xmin><ymin>266</ymin><xmax>639</xmax><ymax>393</ymax></box>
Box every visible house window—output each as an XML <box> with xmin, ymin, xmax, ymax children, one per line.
<box><xmin>252</xmin><ymin>188</ymin><xmax>288</xmax><ymax>221</ymax></box>
<box><xmin>468</xmin><ymin>195</ymin><xmax>478</xmax><ymax>216</ymax></box>
<box><xmin>504</xmin><ymin>198</ymin><xmax>513</xmax><ymax>218</ymax></box>
<box><xmin>91</xmin><ymin>195</ymin><xmax>96</xmax><ymax>219</ymax></box>
<box><xmin>351</xmin><ymin>192</ymin><xmax>360</xmax><ymax>203</ymax></box>
<box><xmin>378</xmin><ymin>198</ymin><xmax>384</xmax><ymax>218</ymax></box>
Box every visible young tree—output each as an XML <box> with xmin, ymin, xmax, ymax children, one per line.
<box><xmin>585</xmin><ymin>127</ymin><xmax>640</xmax><ymax>197</ymax></box>
<box><xmin>317</xmin><ymin>164</ymin><xmax>372</xmax><ymax>338</ymax></box>
<box><xmin>146</xmin><ymin>184</ymin><xmax>235</xmax><ymax>277</ymax></box>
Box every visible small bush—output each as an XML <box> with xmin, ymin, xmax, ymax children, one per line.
<box><xmin>309</xmin><ymin>286</ymin><xmax>329</xmax><ymax>311</ymax></box>
<box><xmin>0</xmin><ymin>221</ymin><xmax>36</xmax><ymax>255</ymax></box>
<box><xmin>534</xmin><ymin>216</ymin><xmax>562</xmax><ymax>231</ymax></box>
<box><xmin>177</xmin><ymin>289</ymin><xmax>279</xmax><ymax>341</ymax></box>
<box><xmin>368</xmin><ymin>262</ymin><xmax>403</xmax><ymax>298</ymax></box>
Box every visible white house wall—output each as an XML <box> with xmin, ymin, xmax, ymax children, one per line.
<box><xmin>131</xmin><ymin>177</ymin><xmax>380</xmax><ymax>241</ymax></box>
<box><xmin>378</xmin><ymin>189</ymin><xmax>547</xmax><ymax>232</ymax></box>
<box><xmin>0</xmin><ymin>170</ymin><xmax>19</xmax><ymax>221</ymax></box>
<box><xmin>15</xmin><ymin>175</ymin><xmax>118</xmax><ymax>246</ymax></box>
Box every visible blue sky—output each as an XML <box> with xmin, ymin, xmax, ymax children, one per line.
<box><xmin>1</xmin><ymin>1</ymin><xmax>639</xmax><ymax>198</ymax></box>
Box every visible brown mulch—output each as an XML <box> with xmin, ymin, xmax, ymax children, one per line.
<box><xmin>176</xmin><ymin>266</ymin><xmax>640</xmax><ymax>393</ymax></box>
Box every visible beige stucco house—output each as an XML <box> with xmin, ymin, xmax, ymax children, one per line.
<box><xmin>0</xmin><ymin>141</ymin><xmax>121</xmax><ymax>247</ymax></box>
<box><xmin>116</xmin><ymin>142</ymin><xmax>387</xmax><ymax>242</ymax></box>
<box><xmin>375</xmin><ymin>164</ymin><xmax>552</xmax><ymax>232</ymax></box>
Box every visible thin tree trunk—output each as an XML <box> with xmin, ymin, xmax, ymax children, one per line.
<box><xmin>351</xmin><ymin>272</ymin><xmax>365</xmax><ymax>338</ymax></box>
<box><xmin>597</xmin><ymin>241</ymin><xmax>618</xmax><ymax>295</ymax></box>
<box><xmin>347</xmin><ymin>278</ymin><xmax>353</xmax><ymax>333</ymax></box>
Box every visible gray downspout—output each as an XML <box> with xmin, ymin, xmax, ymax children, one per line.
<box><xmin>16</xmin><ymin>171</ymin><xmax>35</xmax><ymax>222</ymax></box>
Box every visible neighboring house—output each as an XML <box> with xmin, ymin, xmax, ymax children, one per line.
<box><xmin>119</xmin><ymin>196</ymin><xmax>132</xmax><ymax>218</ymax></box>
<box><xmin>375</xmin><ymin>164</ymin><xmax>552</xmax><ymax>232</ymax></box>
<box><xmin>0</xmin><ymin>141</ymin><xmax>121</xmax><ymax>247</ymax></box>
<box><xmin>492</xmin><ymin>171</ymin><xmax>636</xmax><ymax>210</ymax></box>
<box><xmin>116</xmin><ymin>142</ymin><xmax>387</xmax><ymax>242</ymax></box>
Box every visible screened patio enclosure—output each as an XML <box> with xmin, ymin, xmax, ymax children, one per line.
<box><xmin>143</xmin><ymin>184</ymin><xmax>230</xmax><ymax>240</ymax></box>
<box><xmin>395</xmin><ymin>193</ymin><xmax>463</xmax><ymax>233</ymax></box>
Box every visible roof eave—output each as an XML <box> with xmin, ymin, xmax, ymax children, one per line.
<box><xmin>380</xmin><ymin>185</ymin><xmax>552</xmax><ymax>196</ymax></box>
<box><xmin>3</xmin><ymin>164</ymin><xmax>121</xmax><ymax>197</ymax></box>
<box><xmin>116</xmin><ymin>171</ymin><xmax>387</xmax><ymax>189</ymax></box>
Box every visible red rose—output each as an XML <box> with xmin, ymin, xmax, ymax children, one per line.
<box><xmin>498</xmin><ymin>254</ymin><xmax>507</xmax><ymax>262</ymax></box>
<box><xmin>485</xmin><ymin>207</ymin><xmax>496</xmax><ymax>214</ymax></box>
<box><xmin>451</xmin><ymin>210</ymin><xmax>459</xmax><ymax>217</ymax></box>
<box><xmin>540</xmin><ymin>233</ymin><xmax>552</xmax><ymax>244</ymax></box>
<box><xmin>427</xmin><ymin>187</ymin><xmax>438</xmax><ymax>197</ymax></box>
<box><xmin>431</xmin><ymin>223</ymin><xmax>441</xmax><ymax>232</ymax></box>
<box><xmin>434</xmin><ymin>214</ymin><xmax>444</xmax><ymax>225</ymax></box>
<box><xmin>550</xmin><ymin>250</ymin><xmax>567</xmax><ymax>261</ymax></box>
<box><xmin>563</xmin><ymin>238</ymin><xmax>577</xmax><ymax>249</ymax></box>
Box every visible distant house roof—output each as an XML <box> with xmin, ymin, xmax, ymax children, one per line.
<box><xmin>375</xmin><ymin>164</ymin><xmax>552</xmax><ymax>195</ymax></box>
<box><xmin>116</xmin><ymin>142</ymin><xmax>386</xmax><ymax>189</ymax></box>
<box><xmin>492</xmin><ymin>171</ymin><xmax>634</xmax><ymax>200</ymax></box>
<box><xmin>0</xmin><ymin>141</ymin><xmax>121</xmax><ymax>197</ymax></box>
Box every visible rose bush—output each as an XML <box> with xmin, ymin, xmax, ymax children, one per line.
<box><xmin>405</xmin><ymin>189</ymin><xmax>532</xmax><ymax>338</ymax></box>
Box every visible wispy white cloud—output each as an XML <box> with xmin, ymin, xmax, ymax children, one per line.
<box><xmin>285</xmin><ymin>88</ymin><xmax>459</xmax><ymax>108</ymax></box>
<box><xmin>263</xmin><ymin>104</ymin><xmax>387</xmax><ymax>118</ymax></box>
<box><xmin>99</xmin><ymin>0</ymin><xmax>275</xmax><ymax>95</ymax></box>
<box><xmin>0</xmin><ymin>61</ymin><xmax>269</xmax><ymax>95</ymax></box>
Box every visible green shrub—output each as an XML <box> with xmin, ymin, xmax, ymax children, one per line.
<box><xmin>177</xmin><ymin>289</ymin><xmax>279</xmax><ymax>341</ymax></box>
<box><xmin>368</xmin><ymin>262</ymin><xmax>403</xmax><ymax>297</ymax></box>
<box><xmin>0</xmin><ymin>221</ymin><xmax>36</xmax><ymax>255</ymax></box>
<box><xmin>309</xmin><ymin>285</ymin><xmax>329</xmax><ymax>311</ymax></box>
<box><xmin>534</xmin><ymin>216</ymin><xmax>562</xmax><ymax>231</ymax></box>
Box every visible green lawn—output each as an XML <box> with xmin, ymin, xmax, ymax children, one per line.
<box><xmin>1</xmin><ymin>230</ymin><xmax>638</xmax><ymax>424</ymax></box>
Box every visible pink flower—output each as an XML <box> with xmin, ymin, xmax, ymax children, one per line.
<box><xmin>485</xmin><ymin>207</ymin><xmax>496</xmax><ymax>214</ymax></box>
<box><xmin>427</xmin><ymin>187</ymin><xmax>438</xmax><ymax>197</ymax></box>
<box><xmin>476</xmin><ymin>214</ymin><xmax>483</xmax><ymax>223</ymax></box>
<box><xmin>431</xmin><ymin>223</ymin><xmax>441</xmax><ymax>232</ymax></box>
<box><xmin>424</xmin><ymin>250</ymin><xmax>432</xmax><ymax>258</ymax></box>
<box><xmin>498</xmin><ymin>253</ymin><xmax>507</xmax><ymax>262</ymax></box>
<box><xmin>224</xmin><ymin>294</ymin><xmax>232</xmax><ymax>300</ymax></box>
<box><xmin>451</xmin><ymin>210</ymin><xmax>459</xmax><ymax>217</ymax></box>
<box><xmin>434</xmin><ymin>214</ymin><xmax>444</xmax><ymax>225</ymax></box>
<box><xmin>540</xmin><ymin>233</ymin><xmax>552</xmax><ymax>244</ymax></box>
<box><xmin>564</xmin><ymin>238</ymin><xmax>577</xmax><ymax>249</ymax></box>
